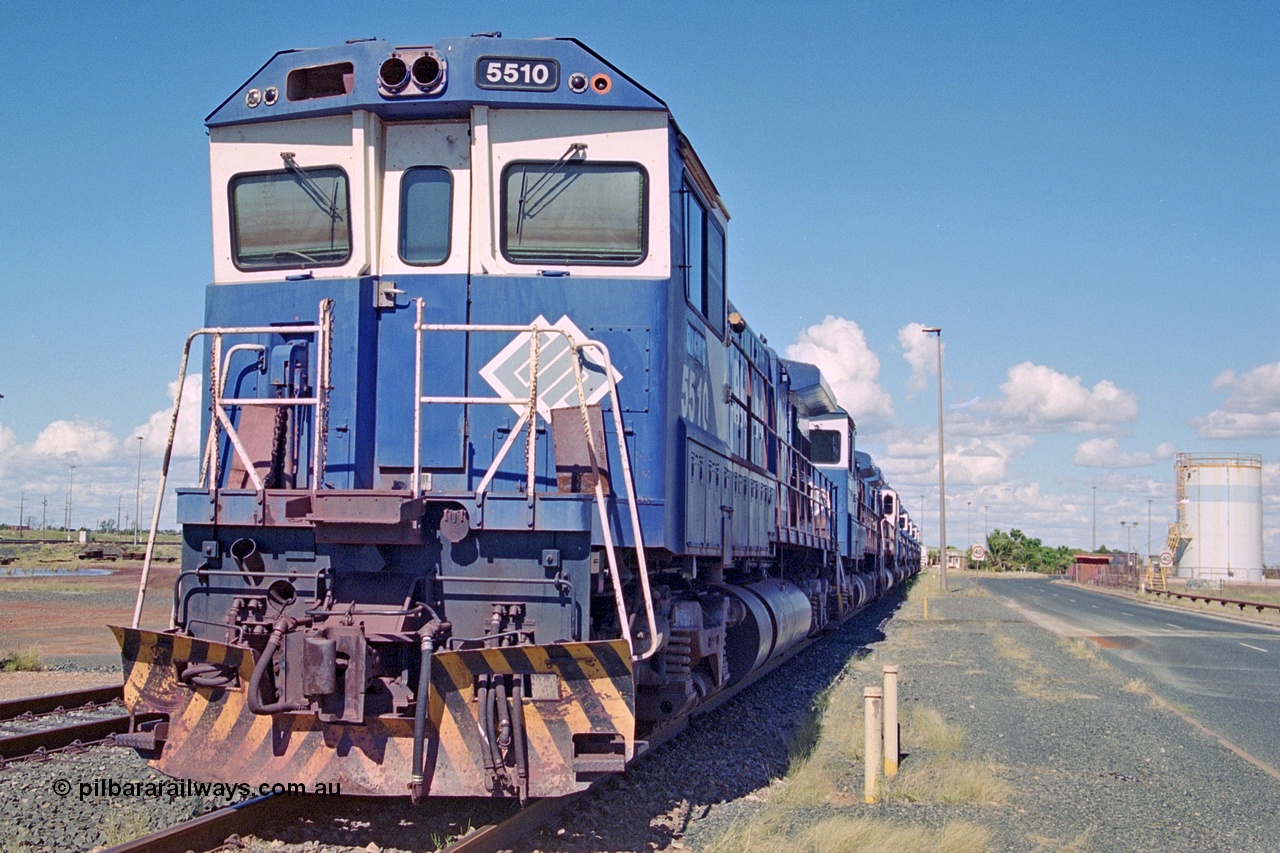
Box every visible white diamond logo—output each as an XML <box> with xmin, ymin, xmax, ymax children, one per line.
<box><xmin>478</xmin><ymin>315</ymin><xmax>621</xmax><ymax>422</ymax></box>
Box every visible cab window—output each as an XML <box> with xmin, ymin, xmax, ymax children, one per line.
<box><xmin>501</xmin><ymin>161</ymin><xmax>647</xmax><ymax>264</ymax></box>
<box><xmin>810</xmin><ymin>428</ymin><xmax>841</xmax><ymax>465</ymax></box>
<box><xmin>399</xmin><ymin>167</ymin><xmax>452</xmax><ymax>265</ymax></box>
<box><xmin>230</xmin><ymin>167</ymin><xmax>351</xmax><ymax>270</ymax></box>
<box><xmin>683</xmin><ymin>180</ymin><xmax>725</xmax><ymax>335</ymax></box>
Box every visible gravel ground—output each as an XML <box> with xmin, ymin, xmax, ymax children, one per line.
<box><xmin>6</xmin><ymin>573</ymin><xmax>1276</xmax><ymax>852</ymax></box>
<box><xmin>667</xmin><ymin>575</ymin><xmax>1280</xmax><ymax>852</ymax></box>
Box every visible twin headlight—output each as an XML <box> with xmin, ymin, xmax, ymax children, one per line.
<box><xmin>379</xmin><ymin>50</ymin><xmax>446</xmax><ymax>97</ymax></box>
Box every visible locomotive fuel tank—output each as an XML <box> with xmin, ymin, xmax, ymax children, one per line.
<box><xmin>721</xmin><ymin>579</ymin><xmax>813</xmax><ymax>685</ymax></box>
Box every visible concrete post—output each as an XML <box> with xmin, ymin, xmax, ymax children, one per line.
<box><xmin>864</xmin><ymin>685</ymin><xmax>883</xmax><ymax>803</ymax></box>
<box><xmin>883</xmin><ymin>665</ymin><xmax>899</xmax><ymax>778</ymax></box>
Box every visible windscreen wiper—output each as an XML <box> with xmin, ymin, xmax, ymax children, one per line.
<box><xmin>281</xmin><ymin>152</ymin><xmax>343</xmax><ymax>222</ymax></box>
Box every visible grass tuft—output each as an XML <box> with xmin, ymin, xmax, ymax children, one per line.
<box><xmin>100</xmin><ymin>804</ymin><xmax>152</xmax><ymax>847</ymax></box>
<box><xmin>1</xmin><ymin>645</ymin><xmax>44</xmax><ymax>672</ymax></box>
<box><xmin>884</xmin><ymin>757</ymin><xmax>1010</xmax><ymax>805</ymax></box>
<box><xmin>1060</xmin><ymin>637</ymin><xmax>1097</xmax><ymax>660</ymax></box>
<box><xmin>905</xmin><ymin>706</ymin><xmax>964</xmax><ymax>753</ymax></box>
<box><xmin>707</xmin><ymin>815</ymin><xmax>993</xmax><ymax>853</ymax></box>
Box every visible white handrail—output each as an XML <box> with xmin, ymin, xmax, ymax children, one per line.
<box><xmin>130</xmin><ymin>302</ymin><xmax>333</xmax><ymax>630</ymax></box>
<box><xmin>411</xmin><ymin>309</ymin><xmax>658</xmax><ymax>661</ymax></box>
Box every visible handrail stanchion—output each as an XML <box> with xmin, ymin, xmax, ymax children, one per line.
<box><xmin>132</xmin><ymin>329</ymin><xmax>200</xmax><ymax>630</ymax></box>
<box><xmin>412</xmin><ymin>298</ymin><xmax>424</xmax><ymax>497</ymax></box>
<box><xmin>134</xmin><ymin>303</ymin><xmax>330</xmax><ymax>630</ymax></box>
<box><xmin>580</xmin><ymin>341</ymin><xmax>660</xmax><ymax>662</ymax></box>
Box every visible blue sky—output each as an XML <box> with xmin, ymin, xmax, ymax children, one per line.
<box><xmin>1</xmin><ymin>2</ymin><xmax>1276</xmax><ymax>558</ymax></box>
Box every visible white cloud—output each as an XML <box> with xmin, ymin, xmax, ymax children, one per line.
<box><xmin>1073</xmin><ymin>438</ymin><xmax>1176</xmax><ymax>468</ymax></box>
<box><xmin>876</xmin><ymin>430</ymin><xmax>1033</xmax><ymax>487</ymax></box>
<box><xmin>132</xmin><ymin>374</ymin><xmax>203</xmax><ymax>458</ymax></box>
<box><xmin>996</xmin><ymin>362</ymin><xmax>1138</xmax><ymax>432</ymax></box>
<box><xmin>1194</xmin><ymin>361</ymin><xmax>1280</xmax><ymax>438</ymax></box>
<box><xmin>897</xmin><ymin>322</ymin><xmax>937</xmax><ymax>394</ymax></box>
<box><xmin>30</xmin><ymin>419</ymin><xmax>118</xmax><ymax>462</ymax></box>
<box><xmin>785</xmin><ymin>316</ymin><xmax>894</xmax><ymax>425</ymax></box>
<box><xmin>0</xmin><ymin>375</ymin><xmax>205</xmax><ymax>532</ymax></box>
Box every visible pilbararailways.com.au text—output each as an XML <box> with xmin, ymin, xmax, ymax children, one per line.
<box><xmin>52</xmin><ymin>777</ymin><xmax>344</xmax><ymax>801</ymax></box>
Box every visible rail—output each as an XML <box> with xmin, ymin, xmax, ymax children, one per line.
<box><xmin>0</xmin><ymin>686</ymin><xmax>123</xmax><ymax>722</ymax></box>
<box><xmin>0</xmin><ymin>714</ymin><xmax>161</xmax><ymax>763</ymax></box>
<box><xmin>130</xmin><ymin>300</ymin><xmax>333</xmax><ymax>630</ymax></box>
<box><xmin>100</xmin><ymin>794</ymin><xmax>293</xmax><ymax>853</ymax></box>
<box><xmin>412</xmin><ymin>304</ymin><xmax>660</xmax><ymax>662</ymax></box>
<box><xmin>1148</xmin><ymin>588</ymin><xmax>1280</xmax><ymax>614</ymax></box>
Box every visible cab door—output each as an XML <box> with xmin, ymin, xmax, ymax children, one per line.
<box><xmin>375</xmin><ymin>122</ymin><xmax>471</xmax><ymax>478</ymax></box>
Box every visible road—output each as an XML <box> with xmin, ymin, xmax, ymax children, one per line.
<box><xmin>982</xmin><ymin>576</ymin><xmax>1280</xmax><ymax>776</ymax></box>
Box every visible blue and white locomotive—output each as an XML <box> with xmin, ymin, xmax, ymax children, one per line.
<box><xmin>115</xmin><ymin>35</ymin><xmax>920</xmax><ymax>801</ymax></box>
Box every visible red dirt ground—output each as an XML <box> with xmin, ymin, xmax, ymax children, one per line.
<box><xmin>0</xmin><ymin>562</ymin><xmax>180</xmax><ymax>662</ymax></box>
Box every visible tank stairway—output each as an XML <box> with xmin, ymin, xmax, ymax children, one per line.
<box><xmin>1144</xmin><ymin>565</ymin><xmax>1168</xmax><ymax>592</ymax></box>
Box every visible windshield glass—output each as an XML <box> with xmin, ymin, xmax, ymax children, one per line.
<box><xmin>231</xmin><ymin>166</ymin><xmax>351</xmax><ymax>270</ymax></box>
<box><xmin>502</xmin><ymin>161</ymin><xmax>646</xmax><ymax>264</ymax></box>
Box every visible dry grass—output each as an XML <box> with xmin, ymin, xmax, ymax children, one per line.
<box><xmin>993</xmin><ymin>635</ymin><xmax>1097</xmax><ymax>702</ymax></box>
<box><xmin>905</xmin><ymin>706</ymin><xmax>964</xmax><ymax>753</ymax></box>
<box><xmin>706</xmin><ymin>814</ymin><xmax>994</xmax><ymax>853</ymax></box>
<box><xmin>0</xmin><ymin>645</ymin><xmax>44</xmax><ymax>672</ymax></box>
<box><xmin>100</xmin><ymin>803</ymin><xmax>152</xmax><ymax>847</ymax></box>
<box><xmin>884</xmin><ymin>757</ymin><xmax>1010</xmax><ymax>805</ymax></box>
<box><xmin>1060</xmin><ymin>637</ymin><xmax>1097</xmax><ymax>660</ymax></box>
<box><xmin>0</xmin><ymin>577</ymin><xmax>110</xmax><ymax>593</ymax></box>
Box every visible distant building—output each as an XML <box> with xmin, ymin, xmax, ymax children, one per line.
<box><xmin>1070</xmin><ymin>553</ymin><xmax>1137</xmax><ymax>588</ymax></box>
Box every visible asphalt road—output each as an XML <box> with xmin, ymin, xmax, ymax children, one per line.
<box><xmin>983</xmin><ymin>575</ymin><xmax>1280</xmax><ymax>776</ymax></box>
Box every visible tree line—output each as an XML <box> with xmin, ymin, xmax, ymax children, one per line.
<box><xmin>978</xmin><ymin>528</ymin><xmax>1081</xmax><ymax>574</ymax></box>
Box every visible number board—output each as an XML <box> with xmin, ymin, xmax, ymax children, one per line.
<box><xmin>475</xmin><ymin>57</ymin><xmax>560</xmax><ymax>92</ymax></box>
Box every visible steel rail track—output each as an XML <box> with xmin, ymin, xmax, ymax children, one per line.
<box><xmin>0</xmin><ymin>685</ymin><xmax>123</xmax><ymax>722</ymax></box>
<box><xmin>0</xmin><ymin>713</ymin><xmax>164</xmax><ymax>763</ymax></box>
<box><xmin>441</xmin><ymin>795</ymin><xmax>578</xmax><ymax>853</ymax></box>
<box><xmin>98</xmin><ymin>793</ymin><xmax>302</xmax><ymax>853</ymax></box>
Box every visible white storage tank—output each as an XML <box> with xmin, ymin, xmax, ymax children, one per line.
<box><xmin>1172</xmin><ymin>453</ymin><xmax>1264</xmax><ymax>582</ymax></box>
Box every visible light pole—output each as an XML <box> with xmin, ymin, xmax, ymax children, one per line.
<box><xmin>922</xmin><ymin>327</ymin><xmax>946</xmax><ymax>590</ymax></box>
<box><xmin>1091</xmin><ymin>485</ymin><xmax>1097</xmax><ymax>551</ymax></box>
<box><xmin>1152</xmin><ymin>494</ymin><xmax>1162</xmax><ymax>560</ymax></box>
<box><xmin>134</xmin><ymin>436</ymin><xmax>144</xmax><ymax>546</ymax></box>
<box><xmin>967</xmin><ymin>500</ymin><xmax>972</xmax><ymax>548</ymax></box>
<box><xmin>1121</xmin><ymin>521</ymin><xmax>1137</xmax><ymax>571</ymax></box>
<box><xmin>66</xmin><ymin>465</ymin><xmax>76</xmax><ymax>541</ymax></box>
<box><xmin>983</xmin><ymin>505</ymin><xmax>989</xmax><ymax>545</ymax></box>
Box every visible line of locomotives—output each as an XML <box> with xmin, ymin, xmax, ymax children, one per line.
<box><xmin>114</xmin><ymin>35</ymin><xmax>921</xmax><ymax>801</ymax></box>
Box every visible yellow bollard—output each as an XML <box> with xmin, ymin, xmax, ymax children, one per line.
<box><xmin>923</xmin><ymin>595</ymin><xmax>929</xmax><ymax>620</ymax></box>
<box><xmin>883</xmin><ymin>665</ymin><xmax>899</xmax><ymax>778</ymax></box>
<box><xmin>864</xmin><ymin>686</ymin><xmax>883</xmax><ymax>803</ymax></box>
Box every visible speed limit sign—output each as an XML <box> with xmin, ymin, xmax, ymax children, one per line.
<box><xmin>1158</xmin><ymin>551</ymin><xmax>1174</xmax><ymax>568</ymax></box>
<box><xmin>971</xmin><ymin>544</ymin><xmax>987</xmax><ymax>562</ymax></box>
